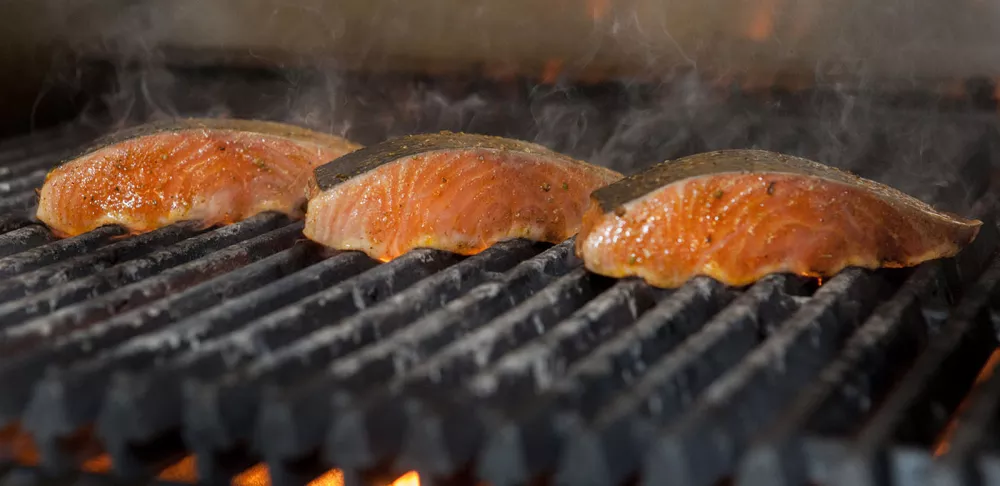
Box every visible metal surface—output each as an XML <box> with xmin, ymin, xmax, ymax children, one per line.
<box><xmin>0</xmin><ymin>113</ymin><xmax>997</xmax><ymax>486</ymax></box>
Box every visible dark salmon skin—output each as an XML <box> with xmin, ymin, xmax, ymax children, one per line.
<box><xmin>36</xmin><ymin>118</ymin><xmax>361</xmax><ymax>237</ymax></box>
<box><xmin>304</xmin><ymin>132</ymin><xmax>623</xmax><ymax>261</ymax></box>
<box><xmin>576</xmin><ymin>149</ymin><xmax>983</xmax><ymax>288</ymax></box>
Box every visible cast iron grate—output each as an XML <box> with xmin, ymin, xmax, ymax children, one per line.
<box><xmin>0</xmin><ymin>118</ymin><xmax>998</xmax><ymax>486</ymax></box>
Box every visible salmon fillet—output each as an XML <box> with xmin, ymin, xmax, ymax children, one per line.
<box><xmin>576</xmin><ymin>149</ymin><xmax>982</xmax><ymax>288</ymax></box>
<box><xmin>304</xmin><ymin>132</ymin><xmax>623</xmax><ymax>261</ymax></box>
<box><xmin>36</xmin><ymin>118</ymin><xmax>361</xmax><ymax>237</ymax></box>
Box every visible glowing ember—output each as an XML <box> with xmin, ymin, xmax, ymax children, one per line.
<box><xmin>157</xmin><ymin>454</ymin><xmax>198</xmax><ymax>483</ymax></box>
<box><xmin>230</xmin><ymin>464</ymin><xmax>352</xmax><ymax>486</ymax></box>
<box><xmin>586</xmin><ymin>0</ymin><xmax>610</xmax><ymax>20</ymax></box>
<box><xmin>232</xmin><ymin>463</ymin><xmax>270</xmax><ymax>486</ymax></box>
<box><xmin>80</xmin><ymin>453</ymin><xmax>112</xmax><ymax>473</ymax></box>
<box><xmin>0</xmin><ymin>427</ymin><xmax>38</xmax><ymax>466</ymax></box>
<box><xmin>541</xmin><ymin>59</ymin><xmax>566</xmax><ymax>85</ymax></box>
<box><xmin>308</xmin><ymin>468</ymin><xmax>346</xmax><ymax>486</ymax></box>
<box><xmin>933</xmin><ymin>347</ymin><xmax>1000</xmax><ymax>457</ymax></box>
<box><xmin>389</xmin><ymin>471</ymin><xmax>421</xmax><ymax>486</ymax></box>
<box><xmin>746</xmin><ymin>0</ymin><xmax>779</xmax><ymax>41</ymax></box>
<box><xmin>995</xmin><ymin>77</ymin><xmax>1000</xmax><ymax>107</ymax></box>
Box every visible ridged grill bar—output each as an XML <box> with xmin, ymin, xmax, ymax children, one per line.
<box><xmin>0</xmin><ymin>122</ymin><xmax>998</xmax><ymax>486</ymax></box>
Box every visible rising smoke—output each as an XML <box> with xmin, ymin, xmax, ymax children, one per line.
<box><xmin>38</xmin><ymin>0</ymin><xmax>1000</xmax><ymax>213</ymax></box>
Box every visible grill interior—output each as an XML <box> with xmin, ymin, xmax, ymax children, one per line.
<box><xmin>3</xmin><ymin>73</ymin><xmax>1000</xmax><ymax>486</ymax></box>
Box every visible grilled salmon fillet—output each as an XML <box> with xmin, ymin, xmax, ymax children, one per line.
<box><xmin>304</xmin><ymin>132</ymin><xmax>623</xmax><ymax>261</ymax></box>
<box><xmin>576</xmin><ymin>149</ymin><xmax>982</xmax><ymax>288</ymax></box>
<box><xmin>36</xmin><ymin>118</ymin><xmax>361</xmax><ymax>237</ymax></box>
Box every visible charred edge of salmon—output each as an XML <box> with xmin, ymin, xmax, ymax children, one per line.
<box><xmin>312</xmin><ymin>131</ymin><xmax>593</xmax><ymax>191</ymax></box>
<box><xmin>590</xmin><ymin>149</ymin><xmax>982</xmax><ymax>225</ymax></box>
<box><xmin>57</xmin><ymin>118</ymin><xmax>361</xmax><ymax>171</ymax></box>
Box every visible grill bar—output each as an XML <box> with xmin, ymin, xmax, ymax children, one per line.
<box><xmin>22</xmin><ymin>234</ymin><xmax>314</xmax><ymax>471</ymax></box>
<box><xmin>475</xmin><ymin>277</ymin><xmax>735</xmax><ymax>486</ymax></box>
<box><xmin>645</xmin><ymin>269</ymin><xmax>893</xmax><ymax>486</ymax></box>
<box><xmin>0</xmin><ymin>170</ymin><xmax>46</xmax><ymax>195</ymax></box>
<box><xmin>253</xmin><ymin>242</ymin><xmax>548</xmax><ymax>446</ymax></box>
<box><xmin>0</xmin><ymin>223</ymin><xmax>205</xmax><ymax>303</ymax></box>
<box><xmin>0</xmin><ymin>212</ymin><xmax>289</xmax><ymax>328</ymax></box>
<box><xmin>87</xmin><ymin>249</ymin><xmax>381</xmax><ymax>477</ymax></box>
<box><xmin>0</xmin><ymin>225</ymin><xmax>127</xmax><ymax>279</ymax></box>
<box><xmin>393</xmin><ymin>269</ymin><xmax>618</xmax><ymax>477</ymax></box>
<box><xmin>319</xmin><ymin>242</ymin><xmax>582</xmax><ymax>482</ymax></box>
<box><xmin>736</xmin><ymin>203</ymin><xmax>1000</xmax><ymax>486</ymax></box>
<box><xmin>1</xmin><ymin>221</ymin><xmax>304</xmax><ymax>353</ymax></box>
<box><xmin>552</xmin><ymin>274</ymin><xmax>807</xmax><ymax>486</ymax></box>
<box><xmin>97</xmin><ymin>247</ymin><xmax>473</xmax><ymax>482</ymax></box>
<box><xmin>0</xmin><ymin>226</ymin><xmax>54</xmax><ymax>259</ymax></box>
<box><xmin>737</xmin><ymin>263</ymin><xmax>952</xmax><ymax>486</ymax></box>
<box><xmin>835</xmin><ymin>255</ymin><xmax>1000</xmax><ymax>486</ymax></box>
<box><xmin>0</xmin><ymin>148</ymin><xmax>77</xmax><ymax>181</ymax></box>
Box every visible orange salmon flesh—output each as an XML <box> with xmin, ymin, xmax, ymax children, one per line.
<box><xmin>304</xmin><ymin>147</ymin><xmax>622</xmax><ymax>261</ymax></box>
<box><xmin>576</xmin><ymin>155</ymin><xmax>982</xmax><ymax>289</ymax></box>
<box><xmin>36</xmin><ymin>120</ymin><xmax>360</xmax><ymax>237</ymax></box>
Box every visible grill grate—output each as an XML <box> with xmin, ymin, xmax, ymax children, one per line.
<box><xmin>0</xmin><ymin>121</ymin><xmax>999</xmax><ymax>486</ymax></box>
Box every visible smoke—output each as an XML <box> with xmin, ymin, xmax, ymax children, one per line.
<box><xmin>35</xmin><ymin>0</ymin><xmax>1000</xmax><ymax>214</ymax></box>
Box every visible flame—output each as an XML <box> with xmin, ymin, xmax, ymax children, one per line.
<box><xmin>230</xmin><ymin>464</ymin><xmax>354</xmax><ymax>486</ymax></box>
<box><xmin>746</xmin><ymin>0</ymin><xmax>779</xmax><ymax>42</ymax></box>
<box><xmin>389</xmin><ymin>471</ymin><xmax>421</xmax><ymax>486</ymax></box>
<box><xmin>995</xmin><ymin>77</ymin><xmax>1000</xmax><ymax>108</ymax></box>
<box><xmin>586</xmin><ymin>0</ymin><xmax>611</xmax><ymax>20</ymax></box>
<box><xmin>233</xmin><ymin>463</ymin><xmax>271</xmax><ymax>486</ymax></box>
<box><xmin>0</xmin><ymin>426</ymin><xmax>39</xmax><ymax>466</ymax></box>
<box><xmin>0</xmin><ymin>431</ymin><xmax>401</xmax><ymax>486</ymax></box>
<box><xmin>309</xmin><ymin>469</ymin><xmax>347</xmax><ymax>485</ymax></box>
<box><xmin>483</xmin><ymin>62</ymin><xmax>520</xmax><ymax>83</ymax></box>
<box><xmin>229</xmin><ymin>465</ymin><xmax>412</xmax><ymax>486</ymax></box>
<box><xmin>541</xmin><ymin>59</ymin><xmax>566</xmax><ymax>85</ymax></box>
<box><xmin>932</xmin><ymin>347</ymin><xmax>1000</xmax><ymax>457</ymax></box>
<box><xmin>157</xmin><ymin>455</ymin><xmax>198</xmax><ymax>483</ymax></box>
<box><xmin>80</xmin><ymin>453</ymin><xmax>113</xmax><ymax>473</ymax></box>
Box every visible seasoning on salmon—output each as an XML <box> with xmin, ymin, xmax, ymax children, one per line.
<box><xmin>576</xmin><ymin>149</ymin><xmax>982</xmax><ymax>289</ymax></box>
<box><xmin>36</xmin><ymin>118</ymin><xmax>361</xmax><ymax>237</ymax></box>
<box><xmin>304</xmin><ymin>132</ymin><xmax>623</xmax><ymax>261</ymax></box>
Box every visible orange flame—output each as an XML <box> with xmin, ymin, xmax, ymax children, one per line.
<box><xmin>933</xmin><ymin>347</ymin><xmax>1000</xmax><ymax>457</ymax></box>
<box><xmin>746</xmin><ymin>0</ymin><xmax>779</xmax><ymax>42</ymax></box>
<box><xmin>586</xmin><ymin>0</ymin><xmax>611</xmax><ymax>20</ymax></box>
<box><xmin>157</xmin><ymin>455</ymin><xmax>198</xmax><ymax>483</ymax></box>
<box><xmin>229</xmin><ymin>464</ymin><xmax>414</xmax><ymax>486</ymax></box>
<box><xmin>233</xmin><ymin>463</ymin><xmax>271</xmax><ymax>486</ymax></box>
<box><xmin>309</xmin><ymin>469</ymin><xmax>347</xmax><ymax>485</ymax></box>
<box><xmin>541</xmin><ymin>59</ymin><xmax>566</xmax><ymax>85</ymax></box>
<box><xmin>80</xmin><ymin>453</ymin><xmax>113</xmax><ymax>473</ymax></box>
<box><xmin>0</xmin><ymin>426</ymin><xmax>39</xmax><ymax>466</ymax></box>
<box><xmin>389</xmin><ymin>471</ymin><xmax>421</xmax><ymax>486</ymax></box>
<box><xmin>995</xmin><ymin>77</ymin><xmax>1000</xmax><ymax>108</ymax></box>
